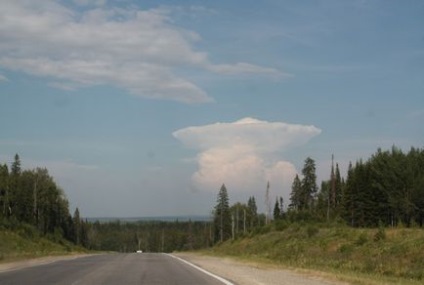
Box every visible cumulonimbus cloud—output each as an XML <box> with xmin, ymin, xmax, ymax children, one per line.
<box><xmin>173</xmin><ymin>118</ymin><xmax>321</xmax><ymax>196</ymax></box>
<box><xmin>0</xmin><ymin>1</ymin><xmax>287</xmax><ymax>103</ymax></box>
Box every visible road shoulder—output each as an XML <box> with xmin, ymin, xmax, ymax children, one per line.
<box><xmin>0</xmin><ymin>254</ymin><xmax>94</xmax><ymax>273</ymax></box>
<box><xmin>174</xmin><ymin>252</ymin><xmax>348</xmax><ymax>285</ymax></box>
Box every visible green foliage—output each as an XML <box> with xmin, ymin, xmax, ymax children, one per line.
<box><xmin>306</xmin><ymin>225</ymin><xmax>319</xmax><ymax>238</ymax></box>
<box><xmin>289</xmin><ymin>174</ymin><xmax>302</xmax><ymax>210</ymax></box>
<box><xmin>83</xmin><ymin>219</ymin><xmax>212</xmax><ymax>252</ymax></box>
<box><xmin>213</xmin><ymin>184</ymin><xmax>231</xmax><ymax>243</ymax></box>
<box><xmin>0</xmin><ymin>219</ymin><xmax>85</xmax><ymax>261</ymax></box>
<box><xmin>0</xmin><ymin>154</ymin><xmax>77</xmax><ymax>247</ymax></box>
<box><xmin>211</xmin><ymin>223</ymin><xmax>424</xmax><ymax>284</ymax></box>
<box><xmin>374</xmin><ymin>223</ymin><xmax>386</xmax><ymax>242</ymax></box>
<box><xmin>355</xmin><ymin>232</ymin><xmax>368</xmax><ymax>246</ymax></box>
<box><xmin>341</xmin><ymin>147</ymin><xmax>424</xmax><ymax>227</ymax></box>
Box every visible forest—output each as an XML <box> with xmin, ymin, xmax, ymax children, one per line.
<box><xmin>1</xmin><ymin>145</ymin><xmax>424</xmax><ymax>252</ymax></box>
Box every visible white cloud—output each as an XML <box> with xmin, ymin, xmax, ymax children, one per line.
<box><xmin>173</xmin><ymin>118</ymin><xmax>321</xmax><ymax>198</ymax></box>
<box><xmin>0</xmin><ymin>74</ymin><xmax>8</xmax><ymax>82</ymax></box>
<box><xmin>0</xmin><ymin>1</ymin><xmax>286</xmax><ymax>103</ymax></box>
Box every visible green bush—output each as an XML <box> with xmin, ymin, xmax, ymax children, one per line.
<box><xmin>306</xmin><ymin>225</ymin><xmax>319</xmax><ymax>238</ymax></box>
<box><xmin>355</xmin><ymin>232</ymin><xmax>368</xmax><ymax>246</ymax></box>
<box><xmin>374</xmin><ymin>225</ymin><xmax>386</xmax><ymax>242</ymax></box>
<box><xmin>274</xmin><ymin>220</ymin><xmax>289</xmax><ymax>231</ymax></box>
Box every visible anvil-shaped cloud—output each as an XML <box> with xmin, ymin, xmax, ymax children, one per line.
<box><xmin>173</xmin><ymin>118</ymin><xmax>321</xmax><ymax>196</ymax></box>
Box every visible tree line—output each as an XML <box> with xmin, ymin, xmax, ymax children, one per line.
<box><xmin>81</xmin><ymin>219</ymin><xmax>212</xmax><ymax>252</ymax></box>
<box><xmin>0</xmin><ymin>154</ymin><xmax>83</xmax><ymax>244</ymax></box>
<box><xmin>212</xmin><ymin>146</ymin><xmax>424</xmax><ymax>243</ymax></box>
<box><xmin>2</xmin><ymin>145</ymin><xmax>423</xmax><ymax>250</ymax></box>
<box><xmin>0</xmin><ymin>154</ymin><xmax>215</xmax><ymax>252</ymax></box>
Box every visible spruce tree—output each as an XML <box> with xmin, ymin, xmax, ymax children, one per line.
<box><xmin>9</xmin><ymin>153</ymin><xmax>22</xmax><ymax>216</ymax></box>
<box><xmin>0</xmin><ymin>164</ymin><xmax>9</xmax><ymax>217</ymax></box>
<box><xmin>73</xmin><ymin>207</ymin><xmax>81</xmax><ymax>245</ymax></box>
<box><xmin>301</xmin><ymin>157</ymin><xmax>318</xmax><ymax>210</ymax></box>
<box><xmin>213</xmin><ymin>184</ymin><xmax>231</xmax><ymax>243</ymax></box>
<box><xmin>289</xmin><ymin>174</ymin><xmax>302</xmax><ymax>210</ymax></box>
<box><xmin>247</xmin><ymin>196</ymin><xmax>258</xmax><ymax>229</ymax></box>
<box><xmin>273</xmin><ymin>198</ymin><xmax>280</xmax><ymax>220</ymax></box>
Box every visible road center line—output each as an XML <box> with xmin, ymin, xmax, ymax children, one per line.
<box><xmin>166</xmin><ymin>254</ymin><xmax>234</xmax><ymax>285</ymax></box>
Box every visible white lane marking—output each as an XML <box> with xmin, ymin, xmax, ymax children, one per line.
<box><xmin>166</xmin><ymin>254</ymin><xmax>234</xmax><ymax>285</ymax></box>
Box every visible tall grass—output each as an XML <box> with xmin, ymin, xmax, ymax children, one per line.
<box><xmin>209</xmin><ymin>222</ymin><xmax>424</xmax><ymax>284</ymax></box>
<box><xmin>0</xmin><ymin>219</ymin><xmax>86</xmax><ymax>262</ymax></box>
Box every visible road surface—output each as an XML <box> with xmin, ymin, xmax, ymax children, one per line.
<box><xmin>0</xmin><ymin>253</ymin><xmax>232</xmax><ymax>285</ymax></box>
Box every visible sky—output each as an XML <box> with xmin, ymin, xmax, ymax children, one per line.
<box><xmin>0</xmin><ymin>0</ymin><xmax>423</xmax><ymax>217</ymax></box>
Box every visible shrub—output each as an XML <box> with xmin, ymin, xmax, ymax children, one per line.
<box><xmin>274</xmin><ymin>220</ymin><xmax>288</xmax><ymax>231</ymax></box>
<box><xmin>306</xmin><ymin>225</ymin><xmax>319</xmax><ymax>238</ymax></box>
<box><xmin>355</xmin><ymin>232</ymin><xmax>368</xmax><ymax>246</ymax></box>
<box><xmin>374</xmin><ymin>223</ymin><xmax>386</xmax><ymax>242</ymax></box>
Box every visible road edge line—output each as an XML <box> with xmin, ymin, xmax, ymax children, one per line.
<box><xmin>166</xmin><ymin>254</ymin><xmax>234</xmax><ymax>285</ymax></box>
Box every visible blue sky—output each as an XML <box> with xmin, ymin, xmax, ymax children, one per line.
<box><xmin>0</xmin><ymin>0</ymin><xmax>423</xmax><ymax>217</ymax></box>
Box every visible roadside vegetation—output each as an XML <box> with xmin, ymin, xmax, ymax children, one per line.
<box><xmin>208</xmin><ymin>222</ymin><xmax>424</xmax><ymax>284</ymax></box>
<box><xmin>0</xmin><ymin>154</ymin><xmax>91</xmax><ymax>262</ymax></box>
<box><xmin>0</xmin><ymin>221</ymin><xmax>87</xmax><ymax>262</ymax></box>
<box><xmin>208</xmin><ymin>146</ymin><xmax>424</xmax><ymax>284</ymax></box>
<box><xmin>2</xmin><ymin>145</ymin><xmax>424</xmax><ymax>284</ymax></box>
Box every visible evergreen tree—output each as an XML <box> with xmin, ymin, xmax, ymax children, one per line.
<box><xmin>273</xmin><ymin>198</ymin><xmax>280</xmax><ymax>220</ymax></box>
<box><xmin>11</xmin><ymin>154</ymin><xmax>21</xmax><ymax>176</ymax></box>
<box><xmin>335</xmin><ymin>163</ymin><xmax>343</xmax><ymax>210</ymax></box>
<box><xmin>247</xmin><ymin>196</ymin><xmax>258</xmax><ymax>229</ymax></box>
<box><xmin>230</xmin><ymin>202</ymin><xmax>248</xmax><ymax>236</ymax></box>
<box><xmin>279</xmin><ymin>197</ymin><xmax>284</xmax><ymax>218</ymax></box>
<box><xmin>0</xmin><ymin>164</ymin><xmax>9</xmax><ymax>217</ymax></box>
<box><xmin>289</xmin><ymin>174</ymin><xmax>302</xmax><ymax>210</ymax></box>
<box><xmin>73</xmin><ymin>207</ymin><xmax>81</xmax><ymax>245</ymax></box>
<box><xmin>317</xmin><ymin>180</ymin><xmax>330</xmax><ymax>220</ymax></box>
<box><xmin>9</xmin><ymin>153</ymin><xmax>22</xmax><ymax>217</ymax></box>
<box><xmin>213</xmin><ymin>184</ymin><xmax>231</xmax><ymax>243</ymax></box>
<box><xmin>265</xmin><ymin>181</ymin><xmax>271</xmax><ymax>224</ymax></box>
<box><xmin>301</xmin><ymin>157</ymin><xmax>318</xmax><ymax>210</ymax></box>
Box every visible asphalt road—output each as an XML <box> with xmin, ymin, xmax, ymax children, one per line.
<box><xmin>0</xmin><ymin>253</ymin><xmax>232</xmax><ymax>285</ymax></box>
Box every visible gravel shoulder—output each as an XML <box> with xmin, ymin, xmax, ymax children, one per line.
<box><xmin>175</xmin><ymin>252</ymin><xmax>348</xmax><ymax>285</ymax></box>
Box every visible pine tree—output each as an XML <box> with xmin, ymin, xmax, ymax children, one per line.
<box><xmin>11</xmin><ymin>154</ymin><xmax>21</xmax><ymax>176</ymax></box>
<box><xmin>279</xmin><ymin>197</ymin><xmax>284</xmax><ymax>218</ymax></box>
<box><xmin>265</xmin><ymin>181</ymin><xmax>271</xmax><ymax>224</ymax></box>
<box><xmin>73</xmin><ymin>207</ymin><xmax>81</xmax><ymax>245</ymax></box>
<box><xmin>335</xmin><ymin>163</ymin><xmax>343</xmax><ymax>212</ymax></box>
<box><xmin>0</xmin><ymin>164</ymin><xmax>9</xmax><ymax>217</ymax></box>
<box><xmin>213</xmin><ymin>184</ymin><xmax>231</xmax><ymax>243</ymax></box>
<box><xmin>273</xmin><ymin>198</ymin><xmax>280</xmax><ymax>220</ymax></box>
<box><xmin>289</xmin><ymin>174</ymin><xmax>302</xmax><ymax>210</ymax></box>
<box><xmin>9</xmin><ymin>154</ymin><xmax>22</xmax><ymax>217</ymax></box>
<box><xmin>247</xmin><ymin>196</ymin><xmax>258</xmax><ymax>229</ymax></box>
<box><xmin>301</xmin><ymin>157</ymin><xmax>318</xmax><ymax>210</ymax></box>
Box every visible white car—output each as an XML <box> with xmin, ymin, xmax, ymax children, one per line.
<box><xmin>136</xmin><ymin>250</ymin><xmax>143</xmax><ymax>253</ymax></box>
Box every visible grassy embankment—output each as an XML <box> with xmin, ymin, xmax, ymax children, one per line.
<box><xmin>0</xmin><ymin>223</ymin><xmax>87</xmax><ymax>263</ymax></box>
<box><xmin>207</xmin><ymin>222</ymin><xmax>424</xmax><ymax>285</ymax></box>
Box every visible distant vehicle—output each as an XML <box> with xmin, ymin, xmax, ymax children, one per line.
<box><xmin>136</xmin><ymin>250</ymin><xmax>143</xmax><ymax>253</ymax></box>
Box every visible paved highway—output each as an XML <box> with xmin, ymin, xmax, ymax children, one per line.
<box><xmin>0</xmin><ymin>253</ymin><xmax>233</xmax><ymax>285</ymax></box>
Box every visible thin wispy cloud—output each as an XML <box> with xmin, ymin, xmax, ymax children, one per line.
<box><xmin>0</xmin><ymin>0</ymin><xmax>285</xmax><ymax>103</ymax></box>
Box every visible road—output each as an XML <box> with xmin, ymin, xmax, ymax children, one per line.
<box><xmin>0</xmin><ymin>253</ymin><xmax>233</xmax><ymax>285</ymax></box>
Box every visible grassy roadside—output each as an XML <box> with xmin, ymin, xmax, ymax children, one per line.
<box><xmin>205</xmin><ymin>223</ymin><xmax>424</xmax><ymax>285</ymax></box>
<box><xmin>0</xmin><ymin>229</ymin><xmax>88</xmax><ymax>263</ymax></box>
